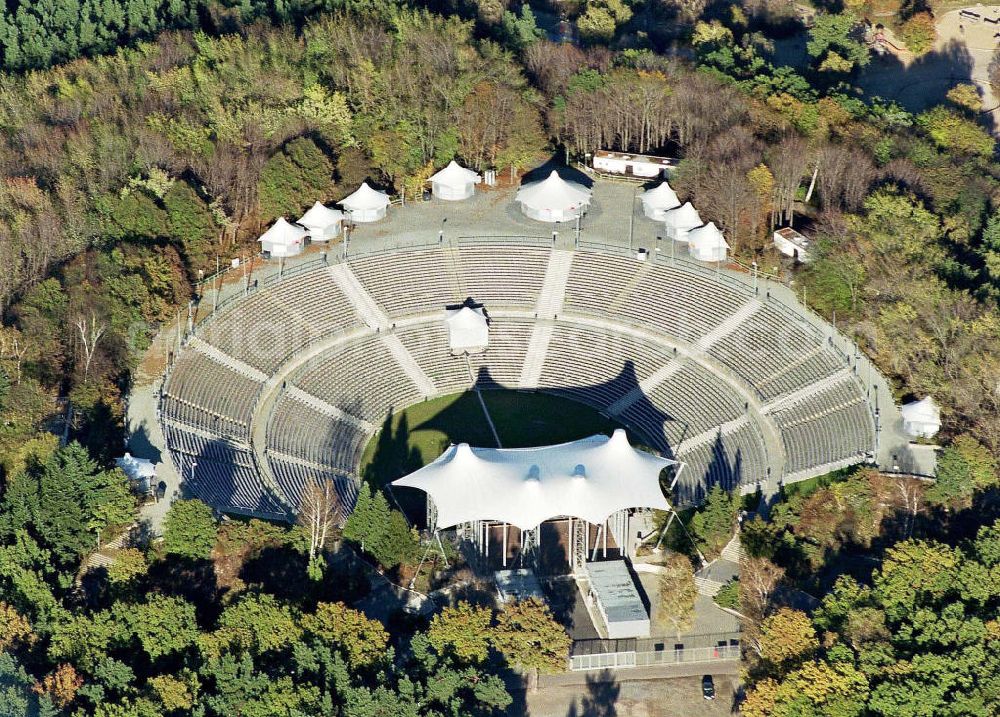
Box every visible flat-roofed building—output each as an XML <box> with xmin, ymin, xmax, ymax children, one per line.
<box><xmin>593</xmin><ymin>150</ymin><xmax>678</xmax><ymax>178</ymax></box>
<box><xmin>585</xmin><ymin>560</ymin><xmax>650</xmax><ymax>639</ymax></box>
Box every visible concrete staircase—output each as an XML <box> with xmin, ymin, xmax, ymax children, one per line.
<box><xmin>381</xmin><ymin>334</ymin><xmax>437</xmax><ymax>397</ymax></box>
<box><xmin>327</xmin><ymin>263</ymin><xmax>390</xmax><ymax>330</ymax></box>
<box><xmin>519</xmin><ymin>322</ymin><xmax>554</xmax><ymax>388</ymax></box>
<box><xmin>535</xmin><ymin>250</ymin><xmax>574</xmax><ymax>319</ymax></box>
<box><xmin>694</xmin><ymin>299</ymin><xmax>761</xmax><ymax>353</ymax></box>
<box><xmin>762</xmin><ymin>367</ymin><xmax>853</xmax><ymax>415</ymax></box>
<box><xmin>188</xmin><ymin>337</ymin><xmax>268</xmax><ymax>382</ymax></box>
<box><xmin>720</xmin><ymin>533</ymin><xmax>743</xmax><ymax>564</ymax></box>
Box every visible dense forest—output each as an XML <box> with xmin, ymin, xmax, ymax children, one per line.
<box><xmin>0</xmin><ymin>0</ymin><xmax>999</xmax><ymax>714</ymax></box>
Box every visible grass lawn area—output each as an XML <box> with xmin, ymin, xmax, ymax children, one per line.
<box><xmin>359</xmin><ymin>389</ymin><xmax>624</xmax><ymax>489</ymax></box>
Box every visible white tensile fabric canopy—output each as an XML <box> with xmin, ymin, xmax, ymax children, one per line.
<box><xmin>116</xmin><ymin>453</ymin><xmax>156</xmax><ymax>480</ymax></box>
<box><xmin>393</xmin><ymin>429</ymin><xmax>675</xmax><ymax>530</ymax></box>
<box><xmin>297</xmin><ymin>202</ymin><xmax>344</xmax><ymax>233</ymax></box>
<box><xmin>688</xmin><ymin>221</ymin><xmax>729</xmax><ymax>261</ymax></box>
<box><xmin>341</xmin><ymin>182</ymin><xmax>390</xmax><ymax>211</ymax></box>
<box><xmin>444</xmin><ymin>306</ymin><xmax>489</xmax><ymax>351</ymax></box>
<box><xmin>640</xmin><ymin>181</ymin><xmax>680</xmax><ymax>220</ymax></box>
<box><xmin>901</xmin><ymin>396</ymin><xmax>941</xmax><ymax>438</ymax></box>
<box><xmin>662</xmin><ymin>202</ymin><xmax>702</xmax><ymax>233</ymax></box>
<box><xmin>258</xmin><ymin>217</ymin><xmax>306</xmax><ymax>256</ymax></box>
<box><xmin>516</xmin><ymin>170</ymin><xmax>592</xmax><ymax>222</ymax></box>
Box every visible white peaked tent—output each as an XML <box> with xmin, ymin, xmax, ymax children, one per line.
<box><xmin>688</xmin><ymin>222</ymin><xmax>729</xmax><ymax>262</ymax></box>
<box><xmin>392</xmin><ymin>429</ymin><xmax>675</xmax><ymax>530</ymax></box>
<box><xmin>516</xmin><ymin>170</ymin><xmax>592</xmax><ymax>223</ymax></box>
<box><xmin>662</xmin><ymin>202</ymin><xmax>702</xmax><ymax>242</ymax></box>
<box><xmin>444</xmin><ymin>306</ymin><xmax>489</xmax><ymax>353</ymax></box>
<box><xmin>340</xmin><ymin>182</ymin><xmax>391</xmax><ymax>222</ymax></box>
<box><xmin>116</xmin><ymin>453</ymin><xmax>156</xmax><ymax>492</ymax></box>
<box><xmin>640</xmin><ymin>181</ymin><xmax>681</xmax><ymax>220</ymax></box>
<box><xmin>901</xmin><ymin>396</ymin><xmax>941</xmax><ymax>438</ymax></box>
<box><xmin>430</xmin><ymin>161</ymin><xmax>482</xmax><ymax>200</ymax></box>
<box><xmin>296</xmin><ymin>202</ymin><xmax>344</xmax><ymax>241</ymax></box>
<box><xmin>259</xmin><ymin>217</ymin><xmax>306</xmax><ymax>258</ymax></box>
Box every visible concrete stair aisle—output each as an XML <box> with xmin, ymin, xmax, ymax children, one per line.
<box><xmin>381</xmin><ymin>334</ymin><xmax>438</xmax><ymax>397</ymax></box>
<box><xmin>694</xmin><ymin>575</ymin><xmax>725</xmax><ymax>597</ymax></box>
<box><xmin>519</xmin><ymin>322</ymin><xmax>554</xmax><ymax>388</ymax></box>
<box><xmin>535</xmin><ymin>250</ymin><xmax>574</xmax><ymax>319</ymax></box>
<box><xmin>327</xmin><ymin>263</ymin><xmax>391</xmax><ymax>330</ymax></box>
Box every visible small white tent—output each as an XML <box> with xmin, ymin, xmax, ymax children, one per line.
<box><xmin>662</xmin><ymin>202</ymin><xmax>702</xmax><ymax>242</ymax></box>
<box><xmin>515</xmin><ymin>170</ymin><xmax>592</xmax><ymax>223</ymax></box>
<box><xmin>259</xmin><ymin>217</ymin><xmax>306</xmax><ymax>258</ymax></box>
<box><xmin>340</xmin><ymin>182</ymin><xmax>391</xmax><ymax>223</ymax></box>
<box><xmin>116</xmin><ymin>453</ymin><xmax>156</xmax><ymax>492</ymax></box>
<box><xmin>297</xmin><ymin>202</ymin><xmax>344</xmax><ymax>241</ymax></box>
<box><xmin>430</xmin><ymin>161</ymin><xmax>482</xmax><ymax>201</ymax></box>
<box><xmin>444</xmin><ymin>306</ymin><xmax>489</xmax><ymax>353</ymax></box>
<box><xmin>901</xmin><ymin>396</ymin><xmax>941</xmax><ymax>438</ymax></box>
<box><xmin>688</xmin><ymin>222</ymin><xmax>729</xmax><ymax>262</ymax></box>
<box><xmin>640</xmin><ymin>181</ymin><xmax>681</xmax><ymax>220</ymax></box>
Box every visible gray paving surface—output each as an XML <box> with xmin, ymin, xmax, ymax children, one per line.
<box><xmin>126</xmin><ymin>379</ymin><xmax>180</xmax><ymax>536</ymax></box>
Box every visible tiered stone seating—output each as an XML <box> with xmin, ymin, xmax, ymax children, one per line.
<box><xmin>349</xmin><ymin>249</ymin><xmax>455</xmax><ymax>317</ymax></box>
<box><xmin>771</xmin><ymin>380</ymin><xmax>874</xmax><ymax>473</ymax></box>
<box><xmin>198</xmin><ymin>267</ymin><xmax>361</xmax><ymax>373</ymax></box>
<box><xmin>268</xmin><ymin>456</ymin><xmax>359</xmax><ymax>520</ymax></box>
<box><xmin>455</xmin><ymin>244</ymin><xmax>550</xmax><ymax>308</ymax></box>
<box><xmin>161</xmin><ymin>352</ymin><xmax>261</xmax><ymax>440</ymax></box>
<box><xmin>710</xmin><ymin>310</ymin><xmax>840</xmax><ymax>401</ymax></box>
<box><xmin>468</xmin><ymin>318</ymin><xmax>534</xmax><ymax>388</ymax></box>
<box><xmin>394</xmin><ymin>322</ymin><xmax>471</xmax><ymax>394</ymax></box>
<box><xmin>293</xmin><ymin>336</ymin><xmax>423</xmax><ymax>423</ymax></box>
<box><xmin>267</xmin><ymin>395</ymin><xmax>368</xmax><ymax>473</ymax></box>
<box><xmin>162</xmin><ymin>423</ymin><xmax>286</xmax><ymax>517</ymax></box>
<box><xmin>674</xmin><ymin>422</ymin><xmax>767</xmax><ymax>506</ymax></box>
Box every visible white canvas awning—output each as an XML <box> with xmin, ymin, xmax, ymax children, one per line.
<box><xmin>688</xmin><ymin>222</ymin><xmax>728</xmax><ymax>249</ymax></box>
<box><xmin>444</xmin><ymin>306</ymin><xmax>489</xmax><ymax>352</ymax></box>
<box><xmin>662</xmin><ymin>202</ymin><xmax>702</xmax><ymax>231</ymax></box>
<box><xmin>393</xmin><ymin>429</ymin><xmax>675</xmax><ymax>530</ymax></box>
<box><xmin>341</xmin><ymin>182</ymin><xmax>390</xmax><ymax>212</ymax></box>
<box><xmin>258</xmin><ymin>217</ymin><xmax>306</xmax><ymax>255</ymax></box>
<box><xmin>516</xmin><ymin>170</ymin><xmax>592</xmax><ymax>221</ymax></box>
<box><xmin>901</xmin><ymin>396</ymin><xmax>941</xmax><ymax>438</ymax></box>
<box><xmin>430</xmin><ymin>160</ymin><xmax>482</xmax><ymax>189</ymax></box>
<box><xmin>640</xmin><ymin>181</ymin><xmax>680</xmax><ymax>219</ymax></box>
<box><xmin>296</xmin><ymin>202</ymin><xmax>344</xmax><ymax>233</ymax></box>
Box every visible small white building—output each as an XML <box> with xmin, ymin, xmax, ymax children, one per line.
<box><xmin>662</xmin><ymin>202</ymin><xmax>702</xmax><ymax>242</ymax></box>
<box><xmin>773</xmin><ymin>227</ymin><xmax>811</xmax><ymax>262</ymax></box>
<box><xmin>259</xmin><ymin>217</ymin><xmax>307</xmax><ymax>258</ymax></box>
<box><xmin>688</xmin><ymin>222</ymin><xmax>729</xmax><ymax>262</ymax></box>
<box><xmin>116</xmin><ymin>453</ymin><xmax>156</xmax><ymax>493</ymax></box>
<box><xmin>640</xmin><ymin>181</ymin><xmax>681</xmax><ymax>220</ymax></box>
<box><xmin>901</xmin><ymin>396</ymin><xmax>941</xmax><ymax>439</ymax></box>
<box><xmin>297</xmin><ymin>202</ymin><xmax>344</xmax><ymax>242</ymax></box>
<box><xmin>516</xmin><ymin>170</ymin><xmax>592</xmax><ymax>223</ymax></box>
<box><xmin>340</xmin><ymin>182</ymin><xmax>391</xmax><ymax>223</ymax></box>
<box><xmin>444</xmin><ymin>306</ymin><xmax>489</xmax><ymax>354</ymax></box>
<box><xmin>430</xmin><ymin>161</ymin><xmax>482</xmax><ymax>201</ymax></box>
<box><xmin>593</xmin><ymin>150</ymin><xmax>677</xmax><ymax>178</ymax></box>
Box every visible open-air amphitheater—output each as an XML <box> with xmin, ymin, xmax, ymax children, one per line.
<box><xmin>158</xmin><ymin>177</ymin><xmax>909</xmax><ymax>526</ymax></box>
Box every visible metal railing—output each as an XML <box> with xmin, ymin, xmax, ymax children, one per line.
<box><xmin>569</xmin><ymin>632</ymin><xmax>742</xmax><ymax>671</ymax></box>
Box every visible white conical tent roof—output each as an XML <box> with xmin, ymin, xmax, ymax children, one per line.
<box><xmin>901</xmin><ymin>397</ymin><xmax>941</xmax><ymax>424</ymax></box>
<box><xmin>444</xmin><ymin>306</ymin><xmax>488</xmax><ymax>350</ymax></box>
<box><xmin>393</xmin><ymin>429</ymin><xmax>675</xmax><ymax>530</ymax></box>
<box><xmin>640</xmin><ymin>182</ymin><xmax>680</xmax><ymax>212</ymax></box>
<box><xmin>296</xmin><ymin>201</ymin><xmax>344</xmax><ymax>231</ymax></box>
<box><xmin>662</xmin><ymin>202</ymin><xmax>702</xmax><ymax>230</ymax></box>
<box><xmin>259</xmin><ymin>217</ymin><xmax>306</xmax><ymax>247</ymax></box>
<box><xmin>341</xmin><ymin>182</ymin><xmax>390</xmax><ymax>212</ymax></box>
<box><xmin>688</xmin><ymin>222</ymin><xmax>728</xmax><ymax>250</ymax></box>
<box><xmin>430</xmin><ymin>160</ymin><xmax>482</xmax><ymax>187</ymax></box>
<box><xmin>516</xmin><ymin>170</ymin><xmax>592</xmax><ymax>213</ymax></box>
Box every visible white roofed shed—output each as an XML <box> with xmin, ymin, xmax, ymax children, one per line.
<box><xmin>430</xmin><ymin>161</ymin><xmax>482</xmax><ymax>200</ymax></box>
<box><xmin>688</xmin><ymin>222</ymin><xmax>729</xmax><ymax>262</ymax></box>
<box><xmin>901</xmin><ymin>396</ymin><xmax>941</xmax><ymax>438</ymax></box>
<box><xmin>259</xmin><ymin>217</ymin><xmax>306</xmax><ymax>258</ymax></box>
<box><xmin>444</xmin><ymin>306</ymin><xmax>489</xmax><ymax>354</ymax></box>
<box><xmin>340</xmin><ymin>182</ymin><xmax>391</xmax><ymax>222</ymax></box>
<box><xmin>516</xmin><ymin>170</ymin><xmax>592</xmax><ymax>223</ymax></box>
<box><xmin>662</xmin><ymin>202</ymin><xmax>702</xmax><ymax>242</ymax></box>
<box><xmin>640</xmin><ymin>181</ymin><xmax>681</xmax><ymax>220</ymax></box>
<box><xmin>586</xmin><ymin>560</ymin><xmax>651</xmax><ymax>639</ymax></box>
<box><xmin>297</xmin><ymin>202</ymin><xmax>344</xmax><ymax>241</ymax></box>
